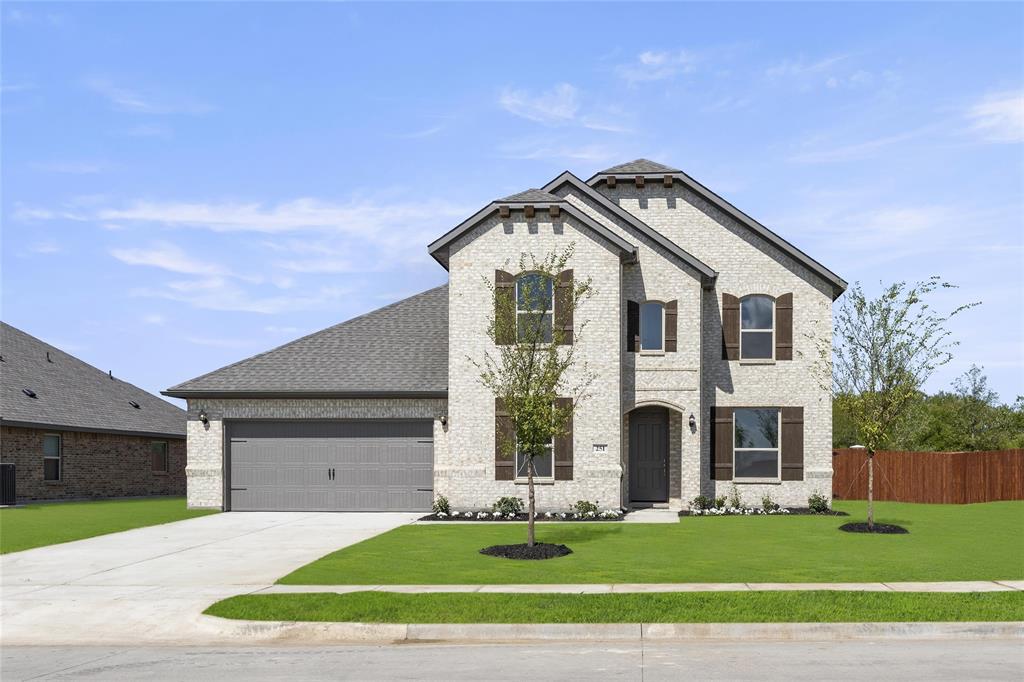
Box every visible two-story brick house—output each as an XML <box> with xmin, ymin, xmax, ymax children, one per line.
<box><xmin>166</xmin><ymin>159</ymin><xmax>845</xmax><ymax>512</ymax></box>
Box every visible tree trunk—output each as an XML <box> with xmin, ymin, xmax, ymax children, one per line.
<box><xmin>867</xmin><ymin>448</ymin><xmax>875</xmax><ymax>531</ymax></box>
<box><xmin>527</xmin><ymin>457</ymin><xmax>536</xmax><ymax>547</ymax></box>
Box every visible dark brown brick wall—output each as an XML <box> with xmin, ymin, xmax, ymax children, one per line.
<box><xmin>0</xmin><ymin>425</ymin><xmax>186</xmax><ymax>502</ymax></box>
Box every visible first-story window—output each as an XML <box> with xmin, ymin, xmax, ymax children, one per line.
<box><xmin>740</xmin><ymin>295</ymin><xmax>774</xmax><ymax>359</ymax></box>
<box><xmin>733</xmin><ymin>408</ymin><xmax>780</xmax><ymax>478</ymax></box>
<box><xmin>516</xmin><ymin>439</ymin><xmax>554</xmax><ymax>481</ymax></box>
<box><xmin>151</xmin><ymin>441</ymin><xmax>169</xmax><ymax>473</ymax></box>
<box><xmin>43</xmin><ymin>433</ymin><xmax>61</xmax><ymax>482</ymax></box>
<box><xmin>639</xmin><ymin>301</ymin><xmax>664</xmax><ymax>351</ymax></box>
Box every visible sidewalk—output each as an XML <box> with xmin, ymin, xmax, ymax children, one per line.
<box><xmin>258</xmin><ymin>580</ymin><xmax>1024</xmax><ymax>595</ymax></box>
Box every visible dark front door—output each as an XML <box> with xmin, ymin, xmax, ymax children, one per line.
<box><xmin>629</xmin><ymin>407</ymin><xmax>669</xmax><ymax>503</ymax></box>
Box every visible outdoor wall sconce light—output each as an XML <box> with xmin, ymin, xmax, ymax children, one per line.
<box><xmin>198</xmin><ymin>410</ymin><xmax>209</xmax><ymax>425</ymax></box>
<box><xmin>440</xmin><ymin>415</ymin><xmax>448</xmax><ymax>427</ymax></box>
<box><xmin>688</xmin><ymin>413</ymin><xmax>697</xmax><ymax>430</ymax></box>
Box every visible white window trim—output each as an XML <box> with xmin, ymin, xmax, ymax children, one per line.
<box><xmin>514</xmin><ymin>439</ymin><xmax>555</xmax><ymax>483</ymax></box>
<box><xmin>739</xmin><ymin>295</ymin><xmax>775</xmax><ymax>361</ymax></box>
<box><xmin>515</xmin><ymin>272</ymin><xmax>555</xmax><ymax>344</ymax></box>
<box><xmin>732</xmin><ymin>408</ymin><xmax>781</xmax><ymax>481</ymax></box>
<box><xmin>639</xmin><ymin>301</ymin><xmax>666</xmax><ymax>354</ymax></box>
<box><xmin>43</xmin><ymin>432</ymin><xmax>62</xmax><ymax>482</ymax></box>
<box><xmin>151</xmin><ymin>440</ymin><xmax>169</xmax><ymax>473</ymax></box>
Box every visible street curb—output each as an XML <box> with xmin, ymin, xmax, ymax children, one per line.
<box><xmin>185</xmin><ymin>619</ymin><xmax>1024</xmax><ymax>645</ymax></box>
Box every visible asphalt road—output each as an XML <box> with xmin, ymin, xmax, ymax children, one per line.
<box><xmin>3</xmin><ymin>640</ymin><xmax>1022</xmax><ymax>681</ymax></box>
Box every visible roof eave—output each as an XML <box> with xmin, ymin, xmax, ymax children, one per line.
<box><xmin>0</xmin><ymin>418</ymin><xmax>185</xmax><ymax>440</ymax></box>
<box><xmin>161</xmin><ymin>389</ymin><xmax>449</xmax><ymax>400</ymax></box>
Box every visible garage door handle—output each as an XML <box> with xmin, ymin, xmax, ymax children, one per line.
<box><xmin>417</xmin><ymin>488</ymin><xmax>433</xmax><ymax>492</ymax></box>
<box><xmin>230</xmin><ymin>487</ymin><xmax>247</xmax><ymax>491</ymax></box>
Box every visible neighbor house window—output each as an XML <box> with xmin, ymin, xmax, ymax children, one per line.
<box><xmin>640</xmin><ymin>302</ymin><xmax>664</xmax><ymax>352</ymax></box>
<box><xmin>151</xmin><ymin>441</ymin><xmax>169</xmax><ymax>473</ymax></box>
<box><xmin>516</xmin><ymin>272</ymin><xmax>553</xmax><ymax>343</ymax></box>
<box><xmin>516</xmin><ymin>438</ymin><xmax>554</xmax><ymax>481</ymax></box>
<box><xmin>740</xmin><ymin>295</ymin><xmax>774</xmax><ymax>359</ymax></box>
<box><xmin>43</xmin><ymin>433</ymin><xmax>61</xmax><ymax>482</ymax></box>
<box><xmin>733</xmin><ymin>408</ymin><xmax>780</xmax><ymax>479</ymax></box>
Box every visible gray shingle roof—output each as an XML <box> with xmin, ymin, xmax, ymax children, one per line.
<box><xmin>165</xmin><ymin>285</ymin><xmax>449</xmax><ymax>397</ymax></box>
<box><xmin>1</xmin><ymin>323</ymin><xmax>185</xmax><ymax>437</ymax></box>
<box><xmin>500</xmin><ymin>189</ymin><xmax>563</xmax><ymax>203</ymax></box>
<box><xmin>596</xmin><ymin>159</ymin><xmax>682</xmax><ymax>175</ymax></box>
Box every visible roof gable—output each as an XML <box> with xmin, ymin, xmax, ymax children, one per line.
<box><xmin>542</xmin><ymin>171</ymin><xmax>717</xmax><ymax>287</ymax></box>
<box><xmin>588</xmin><ymin>163</ymin><xmax>847</xmax><ymax>298</ymax></box>
<box><xmin>165</xmin><ymin>286</ymin><xmax>449</xmax><ymax>398</ymax></box>
<box><xmin>427</xmin><ymin>192</ymin><xmax>638</xmax><ymax>270</ymax></box>
<box><xmin>1</xmin><ymin>323</ymin><xmax>185</xmax><ymax>437</ymax></box>
<box><xmin>596</xmin><ymin>158</ymin><xmax>682</xmax><ymax>175</ymax></box>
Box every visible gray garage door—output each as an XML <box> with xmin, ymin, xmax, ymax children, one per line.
<box><xmin>227</xmin><ymin>420</ymin><xmax>433</xmax><ymax>511</ymax></box>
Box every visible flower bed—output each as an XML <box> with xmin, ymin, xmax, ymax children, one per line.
<box><xmin>679</xmin><ymin>507</ymin><xmax>849</xmax><ymax>517</ymax></box>
<box><xmin>420</xmin><ymin>509</ymin><xmax>625</xmax><ymax>522</ymax></box>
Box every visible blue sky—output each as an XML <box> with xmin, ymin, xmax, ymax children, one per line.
<box><xmin>3</xmin><ymin>2</ymin><xmax>1022</xmax><ymax>405</ymax></box>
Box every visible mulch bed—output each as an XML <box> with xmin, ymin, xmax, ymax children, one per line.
<box><xmin>839</xmin><ymin>522</ymin><xmax>909</xmax><ymax>534</ymax></box>
<box><xmin>679</xmin><ymin>508</ymin><xmax>850</xmax><ymax>517</ymax></box>
<box><xmin>479</xmin><ymin>543</ymin><xmax>573</xmax><ymax>560</ymax></box>
<box><xmin>420</xmin><ymin>514</ymin><xmax>623</xmax><ymax>522</ymax></box>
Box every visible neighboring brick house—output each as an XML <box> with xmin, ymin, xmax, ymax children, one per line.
<box><xmin>1</xmin><ymin>323</ymin><xmax>186</xmax><ymax>502</ymax></box>
<box><xmin>166</xmin><ymin>159</ymin><xmax>846</xmax><ymax>512</ymax></box>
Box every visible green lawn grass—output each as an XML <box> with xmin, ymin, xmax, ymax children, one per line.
<box><xmin>280</xmin><ymin>501</ymin><xmax>1024</xmax><ymax>585</ymax></box>
<box><xmin>0</xmin><ymin>496</ymin><xmax>218</xmax><ymax>554</ymax></box>
<box><xmin>205</xmin><ymin>590</ymin><xmax>1024</xmax><ymax>623</ymax></box>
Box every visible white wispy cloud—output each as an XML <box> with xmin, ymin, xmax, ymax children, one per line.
<box><xmin>788</xmin><ymin>124</ymin><xmax>939</xmax><ymax>164</ymax></box>
<box><xmin>109</xmin><ymin>242</ymin><xmax>229</xmax><ymax>276</ymax></box>
<box><xmin>32</xmin><ymin>160</ymin><xmax>105</xmax><ymax>174</ymax></box>
<box><xmin>122</xmin><ymin>123</ymin><xmax>172</xmax><ymax>137</ymax></box>
<box><xmin>616</xmin><ymin>49</ymin><xmax>699</xmax><ymax>83</ymax></box>
<box><xmin>28</xmin><ymin>239</ymin><xmax>60</xmax><ymax>254</ymax></box>
<box><xmin>399</xmin><ymin>124</ymin><xmax>444</xmax><ymax>139</ymax></box>
<box><xmin>142</xmin><ymin>313</ymin><xmax>165</xmax><ymax>325</ymax></box>
<box><xmin>966</xmin><ymin>90</ymin><xmax>1024</xmax><ymax>144</ymax></box>
<box><xmin>83</xmin><ymin>76</ymin><xmax>212</xmax><ymax>114</ymax></box>
<box><xmin>140</xmin><ymin>277</ymin><xmax>351</xmax><ymax>315</ymax></box>
<box><xmin>499</xmin><ymin>83</ymin><xmax>579</xmax><ymax>125</ymax></box>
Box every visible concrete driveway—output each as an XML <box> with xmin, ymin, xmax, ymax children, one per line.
<box><xmin>0</xmin><ymin>511</ymin><xmax>417</xmax><ymax>645</ymax></box>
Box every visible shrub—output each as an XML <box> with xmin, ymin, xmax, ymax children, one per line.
<box><xmin>808</xmin><ymin>491</ymin><xmax>830</xmax><ymax>514</ymax></box>
<box><xmin>432</xmin><ymin>495</ymin><xmax>450</xmax><ymax>516</ymax></box>
<box><xmin>690</xmin><ymin>495</ymin><xmax>713</xmax><ymax>511</ymax></box>
<box><xmin>492</xmin><ymin>496</ymin><xmax>524</xmax><ymax>516</ymax></box>
<box><xmin>727</xmin><ymin>484</ymin><xmax>743</xmax><ymax>509</ymax></box>
<box><xmin>573</xmin><ymin>500</ymin><xmax>599</xmax><ymax>515</ymax></box>
<box><xmin>714</xmin><ymin>496</ymin><xmax>726</xmax><ymax>509</ymax></box>
<box><xmin>761</xmin><ymin>493</ymin><xmax>780</xmax><ymax>513</ymax></box>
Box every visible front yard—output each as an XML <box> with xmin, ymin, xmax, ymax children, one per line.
<box><xmin>280</xmin><ymin>501</ymin><xmax>1024</xmax><ymax>585</ymax></box>
<box><xmin>0</xmin><ymin>496</ymin><xmax>217</xmax><ymax>554</ymax></box>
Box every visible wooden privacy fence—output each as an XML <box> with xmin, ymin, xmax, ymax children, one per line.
<box><xmin>832</xmin><ymin>448</ymin><xmax>1024</xmax><ymax>504</ymax></box>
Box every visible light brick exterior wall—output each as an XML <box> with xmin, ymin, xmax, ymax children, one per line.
<box><xmin>183</xmin><ymin>398</ymin><xmax>448</xmax><ymax>509</ymax></box>
<box><xmin>598</xmin><ymin>182</ymin><xmax>835</xmax><ymax>508</ymax></box>
<box><xmin>444</xmin><ymin>212</ymin><xmax>622</xmax><ymax>511</ymax></box>
<box><xmin>1</xmin><ymin>425</ymin><xmax>185</xmax><ymax>502</ymax></box>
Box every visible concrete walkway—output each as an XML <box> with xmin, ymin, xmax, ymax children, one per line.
<box><xmin>258</xmin><ymin>580</ymin><xmax>1024</xmax><ymax>594</ymax></box>
<box><xmin>0</xmin><ymin>511</ymin><xmax>418</xmax><ymax>646</ymax></box>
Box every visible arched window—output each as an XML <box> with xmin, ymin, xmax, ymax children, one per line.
<box><xmin>639</xmin><ymin>301</ymin><xmax>664</xmax><ymax>351</ymax></box>
<box><xmin>740</xmin><ymin>295</ymin><xmax>774</xmax><ymax>359</ymax></box>
<box><xmin>516</xmin><ymin>272</ymin><xmax>554</xmax><ymax>343</ymax></box>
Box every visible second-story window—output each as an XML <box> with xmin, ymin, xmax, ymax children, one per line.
<box><xmin>640</xmin><ymin>302</ymin><xmax>664</xmax><ymax>351</ymax></box>
<box><xmin>516</xmin><ymin>273</ymin><xmax>553</xmax><ymax>343</ymax></box>
<box><xmin>740</xmin><ymin>295</ymin><xmax>774</xmax><ymax>359</ymax></box>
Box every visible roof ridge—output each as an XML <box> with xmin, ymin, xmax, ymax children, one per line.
<box><xmin>165</xmin><ymin>284</ymin><xmax>448</xmax><ymax>392</ymax></box>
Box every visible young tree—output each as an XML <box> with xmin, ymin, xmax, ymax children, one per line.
<box><xmin>809</xmin><ymin>277</ymin><xmax>978</xmax><ymax>529</ymax></box>
<box><xmin>475</xmin><ymin>244</ymin><xmax>594</xmax><ymax>547</ymax></box>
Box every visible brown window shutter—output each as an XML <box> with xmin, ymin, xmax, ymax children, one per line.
<box><xmin>721</xmin><ymin>293</ymin><xmax>739</xmax><ymax>360</ymax></box>
<box><xmin>627</xmin><ymin>300</ymin><xmax>640</xmax><ymax>352</ymax></box>
<box><xmin>554</xmin><ymin>397</ymin><xmax>573</xmax><ymax>480</ymax></box>
<box><xmin>664</xmin><ymin>300</ymin><xmax>678</xmax><ymax>352</ymax></box>
<box><xmin>780</xmin><ymin>406</ymin><xmax>804</xmax><ymax>480</ymax></box>
<box><xmin>555</xmin><ymin>269</ymin><xmax>573</xmax><ymax>346</ymax></box>
<box><xmin>775</xmin><ymin>293</ymin><xmax>793</xmax><ymax>360</ymax></box>
<box><xmin>495</xmin><ymin>398</ymin><xmax>515</xmax><ymax>481</ymax></box>
<box><xmin>495</xmin><ymin>270</ymin><xmax>515</xmax><ymax>346</ymax></box>
<box><xmin>712</xmin><ymin>407</ymin><xmax>734</xmax><ymax>480</ymax></box>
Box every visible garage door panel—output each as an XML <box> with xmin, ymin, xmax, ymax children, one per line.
<box><xmin>228</xmin><ymin>420</ymin><xmax>434</xmax><ymax>512</ymax></box>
